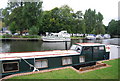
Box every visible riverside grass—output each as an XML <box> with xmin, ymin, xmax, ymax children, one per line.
<box><xmin>8</xmin><ymin>59</ymin><xmax>119</xmax><ymax>79</ymax></box>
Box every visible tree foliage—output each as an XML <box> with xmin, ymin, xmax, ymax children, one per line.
<box><xmin>9</xmin><ymin>21</ymin><xmax>16</xmax><ymax>34</ymax></box>
<box><xmin>42</xmin><ymin>5</ymin><xmax>75</xmax><ymax>33</ymax></box>
<box><xmin>2</xmin><ymin>2</ymin><xmax>108</xmax><ymax>35</ymax></box>
<box><xmin>29</xmin><ymin>26</ymin><xmax>39</xmax><ymax>35</ymax></box>
<box><xmin>2</xmin><ymin>7</ymin><xmax>10</xmax><ymax>26</ymax></box>
<box><xmin>84</xmin><ymin>9</ymin><xmax>105</xmax><ymax>34</ymax></box>
<box><xmin>108</xmin><ymin>19</ymin><xmax>120</xmax><ymax>36</ymax></box>
<box><xmin>2</xmin><ymin>1</ymin><xmax>43</xmax><ymax>35</ymax></box>
<box><xmin>41</xmin><ymin>5</ymin><xmax>85</xmax><ymax>34</ymax></box>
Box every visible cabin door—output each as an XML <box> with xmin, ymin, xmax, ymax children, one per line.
<box><xmin>82</xmin><ymin>46</ymin><xmax>93</xmax><ymax>62</ymax></box>
<box><xmin>92</xmin><ymin>46</ymin><xmax>105</xmax><ymax>61</ymax></box>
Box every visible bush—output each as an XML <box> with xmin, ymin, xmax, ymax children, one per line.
<box><xmin>2</xmin><ymin>34</ymin><xmax>12</xmax><ymax>38</ymax></box>
<box><xmin>12</xmin><ymin>35</ymin><xmax>21</xmax><ymax>38</ymax></box>
<box><xmin>2</xmin><ymin>34</ymin><xmax>40</xmax><ymax>38</ymax></box>
<box><xmin>22</xmin><ymin>35</ymin><xmax>39</xmax><ymax>38</ymax></box>
<box><xmin>22</xmin><ymin>36</ymin><xmax>29</xmax><ymax>38</ymax></box>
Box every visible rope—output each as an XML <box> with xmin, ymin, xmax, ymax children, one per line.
<box><xmin>17</xmin><ymin>57</ymin><xmax>39</xmax><ymax>72</ymax></box>
<box><xmin>21</xmin><ymin>57</ymin><xmax>34</xmax><ymax>67</ymax></box>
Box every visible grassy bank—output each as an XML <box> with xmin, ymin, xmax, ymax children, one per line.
<box><xmin>8</xmin><ymin>59</ymin><xmax>119</xmax><ymax>79</ymax></box>
<box><xmin>2</xmin><ymin>34</ymin><xmax>84</xmax><ymax>39</ymax></box>
<box><xmin>2</xmin><ymin>34</ymin><xmax>41</xmax><ymax>38</ymax></box>
<box><xmin>0</xmin><ymin>35</ymin><xmax>2</xmax><ymax>38</ymax></box>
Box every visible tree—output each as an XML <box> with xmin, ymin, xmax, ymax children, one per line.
<box><xmin>23</xmin><ymin>2</ymin><xmax>43</xmax><ymax>33</ymax></box>
<box><xmin>84</xmin><ymin>9</ymin><xmax>96</xmax><ymax>34</ymax></box>
<box><xmin>2</xmin><ymin>8</ymin><xmax>10</xmax><ymax>26</ymax></box>
<box><xmin>108</xmin><ymin>19</ymin><xmax>119</xmax><ymax>36</ymax></box>
<box><xmin>29</xmin><ymin>26</ymin><xmax>39</xmax><ymax>35</ymax></box>
<box><xmin>73</xmin><ymin>11</ymin><xmax>84</xmax><ymax>34</ymax></box>
<box><xmin>8</xmin><ymin>7</ymin><xmax>25</xmax><ymax>34</ymax></box>
<box><xmin>84</xmin><ymin>9</ymin><xmax>105</xmax><ymax>34</ymax></box>
<box><xmin>2</xmin><ymin>1</ymin><xmax>24</xmax><ymax>27</ymax></box>
<box><xmin>3</xmin><ymin>2</ymin><xmax>106</xmax><ymax>35</ymax></box>
<box><xmin>5</xmin><ymin>1</ymin><xmax>43</xmax><ymax>35</ymax></box>
<box><xmin>118</xmin><ymin>20</ymin><xmax>120</xmax><ymax>35</ymax></box>
<box><xmin>42</xmin><ymin>5</ymin><xmax>75</xmax><ymax>33</ymax></box>
<box><xmin>94</xmin><ymin>12</ymin><xmax>105</xmax><ymax>34</ymax></box>
<box><xmin>9</xmin><ymin>21</ymin><xmax>16</xmax><ymax>34</ymax></box>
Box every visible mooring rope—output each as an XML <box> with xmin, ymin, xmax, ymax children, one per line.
<box><xmin>17</xmin><ymin>56</ymin><xmax>39</xmax><ymax>72</ymax></box>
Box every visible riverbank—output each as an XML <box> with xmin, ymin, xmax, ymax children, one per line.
<box><xmin>0</xmin><ymin>38</ymin><xmax>42</xmax><ymax>41</ymax></box>
<box><xmin>0</xmin><ymin>36</ymin><xmax>84</xmax><ymax>41</ymax></box>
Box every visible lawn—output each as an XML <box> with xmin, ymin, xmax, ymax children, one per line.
<box><xmin>8</xmin><ymin>59</ymin><xmax>119</xmax><ymax>79</ymax></box>
<box><xmin>0</xmin><ymin>35</ymin><xmax>2</xmax><ymax>38</ymax></box>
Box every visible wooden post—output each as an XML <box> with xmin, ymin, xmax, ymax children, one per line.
<box><xmin>65</xmin><ymin>41</ymin><xmax>67</xmax><ymax>50</ymax></box>
<box><xmin>0</xmin><ymin>60</ymin><xmax>2</xmax><ymax>79</ymax></box>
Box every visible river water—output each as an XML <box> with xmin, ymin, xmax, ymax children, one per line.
<box><xmin>1</xmin><ymin>38</ymin><xmax>119</xmax><ymax>53</ymax></box>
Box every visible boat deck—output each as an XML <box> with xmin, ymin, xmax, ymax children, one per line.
<box><xmin>0</xmin><ymin>50</ymin><xmax>80</xmax><ymax>60</ymax></box>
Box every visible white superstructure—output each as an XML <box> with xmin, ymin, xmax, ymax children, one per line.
<box><xmin>42</xmin><ymin>31</ymin><xmax>71</xmax><ymax>42</ymax></box>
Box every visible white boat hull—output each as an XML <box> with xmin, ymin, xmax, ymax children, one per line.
<box><xmin>42</xmin><ymin>38</ymin><xmax>71</xmax><ymax>42</ymax></box>
<box><xmin>42</xmin><ymin>31</ymin><xmax>71</xmax><ymax>42</ymax></box>
<box><xmin>86</xmin><ymin>36</ymin><xmax>96</xmax><ymax>40</ymax></box>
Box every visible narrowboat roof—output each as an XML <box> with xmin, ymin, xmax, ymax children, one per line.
<box><xmin>76</xmin><ymin>43</ymin><xmax>105</xmax><ymax>46</ymax></box>
<box><xmin>0</xmin><ymin>50</ymin><xmax>80</xmax><ymax>61</ymax></box>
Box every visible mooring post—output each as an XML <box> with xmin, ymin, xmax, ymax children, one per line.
<box><xmin>65</xmin><ymin>41</ymin><xmax>67</xmax><ymax>50</ymax></box>
<box><xmin>0</xmin><ymin>61</ymin><xmax>2</xmax><ymax>79</ymax></box>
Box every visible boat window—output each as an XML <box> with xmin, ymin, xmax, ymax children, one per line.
<box><xmin>35</xmin><ymin>59</ymin><xmax>48</xmax><ymax>68</ymax></box>
<box><xmin>62</xmin><ymin>57</ymin><xmax>72</xmax><ymax>65</ymax></box>
<box><xmin>79</xmin><ymin>56</ymin><xmax>85</xmax><ymax>62</ymax></box>
<box><xmin>99</xmin><ymin>46</ymin><xmax>104</xmax><ymax>50</ymax></box>
<box><xmin>83</xmin><ymin>47</ymin><xmax>92</xmax><ymax>51</ymax></box>
<box><xmin>55</xmin><ymin>35</ymin><xmax>58</xmax><ymax>37</ymax></box>
<box><xmin>70</xmin><ymin>45</ymin><xmax>77</xmax><ymax>50</ymax></box>
<box><xmin>2</xmin><ymin>62</ymin><xmax>19</xmax><ymax>73</ymax></box>
<box><xmin>70</xmin><ymin>45</ymin><xmax>82</xmax><ymax>53</ymax></box>
<box><xmin>93</xmin><ymin>47</ymin><xmax>99</xmax><ymax>52</ymax></box>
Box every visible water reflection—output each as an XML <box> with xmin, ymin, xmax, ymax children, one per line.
<box><xmin>2</xmin><ymin>43</ymin><xmax>10</xmax><ymax>53</ymax></box>
<box><xmin>0</xmin><ymin>41</ymin><xmax>2</xmax><ymax>53</ymax></box>
<box><xmin>102</xmin><ymin>38</ymin><xmax>120</xmax><ymax>45</ymax></box>
<box><xmin>1</xmin><ymin>38</ymin><xmax>119</xmax><ymax>53</ymax></box>
<box><xmin>41</xmin><ymin>42</ymin><xmax>71</xmax><ymax>50</ymax></box>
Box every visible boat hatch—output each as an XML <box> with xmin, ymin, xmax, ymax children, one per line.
<box><xmin>70</xmin><ymin>45</ymin><xmax>82</xmax><ymax>53</ymax></box>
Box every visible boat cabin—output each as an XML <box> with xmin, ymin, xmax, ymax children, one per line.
<box><xmin>0</xmin><ymin>43</ymin><xmax>109</xmax><ymax>77</ymax></box>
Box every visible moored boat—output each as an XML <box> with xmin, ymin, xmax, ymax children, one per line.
<box><xmin>0</xmin><ymin>43</ymin><xmax>110</xmax><ymax>78</ymax></box>
<box><xmin>85</xmin><ymin>34</ymin><xmax>96</xmax><ymax>40</ymax></box>
<box><xmin>96</xmin><ymin>34</ymin><xmax>104</xmax><ymax>40</ymax></box>
<box><xmin>42</xmin><ymin>31</ymin><xmax>71</xmax><ymax>42</ymax></box>
<box><xmin>103</xmin><ymin>34</ymin><xmax>111</xmax><ymax>39</ymax></box>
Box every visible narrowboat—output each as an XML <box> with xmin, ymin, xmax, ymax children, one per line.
<box><xmin>0</xmin><ymin>43</ymin><xmax>110</xmax><ymax>78</ymax></box>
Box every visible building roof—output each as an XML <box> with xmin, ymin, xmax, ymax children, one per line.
<box><xmin>76</xmin><ymin>43</ymin><xmax>105</xmax><ymax>46</ymax></box>
<box><xmin>0</xmin><ymin>50</ymin><xmax>80</xmax><ymax>60</ymax></box>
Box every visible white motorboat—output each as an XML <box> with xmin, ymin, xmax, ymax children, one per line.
<box><xmin>85</xmin><ymin>34</ymin><xmax>96</xmax><ymax>40</ymax></box>
<box><xmin>42</xmin><ymin>31</ymin><xmax>71</xmax><ymax>42</ymax></box>
<box><xmin>96</xmin><ymin>34</ymin><xmax>104</xmax><ymax>39</ymax></box>
<box><xmin>103</xmin><ymin>34</ymin><xmax>111</xmax><ymax>39</ymax></box>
